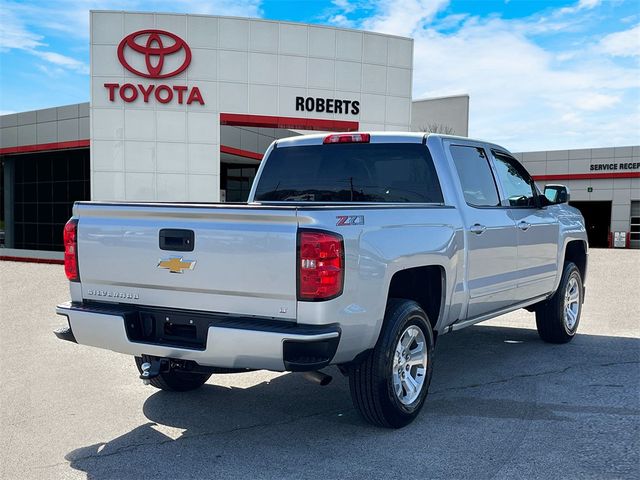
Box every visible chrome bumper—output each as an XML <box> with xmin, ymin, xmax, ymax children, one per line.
<box><xmin>55</xmin><ymin>302</ymin><xmax>340</xmax><ymax>372</ymax></box>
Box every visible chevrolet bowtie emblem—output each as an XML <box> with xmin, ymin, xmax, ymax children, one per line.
<box><xmin>158</xmin><ymin>257</ymin><xmax>196</xmax><ymax>274</ymax></box>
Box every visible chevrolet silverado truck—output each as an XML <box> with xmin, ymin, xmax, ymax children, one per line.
<box><xmin>55</xmin><ymin>132</ymin><xmax>588</xmax><ymax>428</ymax></box>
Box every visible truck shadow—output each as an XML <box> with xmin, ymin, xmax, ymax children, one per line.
<box><xmin>65</xmin><ymin>325</ymin><xmax>640</xmax><ymax>479</ymax></box>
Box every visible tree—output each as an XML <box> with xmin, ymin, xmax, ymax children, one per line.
<box><xmin>417</xmin><ymin>123</ymin><xmax>456</xmax><ymax>135</ymax></box>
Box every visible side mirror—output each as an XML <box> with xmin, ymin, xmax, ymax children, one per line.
<box><xmin>544</xmin><ymin>184</ymin><xmax>570</xmax><ymax>204</ymax></box>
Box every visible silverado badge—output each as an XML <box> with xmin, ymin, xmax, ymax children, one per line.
<box><xmin>158</xmin><ymin>257</ymin><xmax>196</xmax><ymax>274</ymax></box>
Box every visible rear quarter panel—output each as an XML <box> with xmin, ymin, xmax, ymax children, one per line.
<box><xmin>296</xmin><ymin>206</ymin><xmax>464</xmax><ymax>363</ymax></box>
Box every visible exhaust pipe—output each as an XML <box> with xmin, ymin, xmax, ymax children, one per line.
<box><xmin>302</xmin><ymin>370</ymin><xmax>332</xmax><ymax>386</ymax></box>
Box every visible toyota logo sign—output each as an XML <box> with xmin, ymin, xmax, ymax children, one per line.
<box><xmin>105</xmin><ymin>29</ymin><xmax>204</xmax><ymax>105</ymax></box>
<box><xmin>117</xmin><ymin>29</ymin><xmax>191</xmax><ymax>79</ymax></box>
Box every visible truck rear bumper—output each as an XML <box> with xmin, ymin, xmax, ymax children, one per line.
<box><xmin>55</xmin><ymin>302</ymin><xmax>340</xmax><ymax>372</ymax></box>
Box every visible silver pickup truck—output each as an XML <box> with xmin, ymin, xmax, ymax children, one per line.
<box><xmin>55</xmin><ymin>132</ymin><xmax>588</xmax><ymax>428</ymax></box>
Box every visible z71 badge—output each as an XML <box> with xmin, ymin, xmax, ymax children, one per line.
<box><xmin>336</xmin><ymin>215</ymin><xmax>365</xmax><ymax>226</ymax></box>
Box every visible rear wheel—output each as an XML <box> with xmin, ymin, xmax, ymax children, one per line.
<box><xmin>348</xmin><ymin>299</ymin><xmax>434</xmax><ymax>428</ymax></box>
<box><xmin>134</xmin><ymin>356</ymin><xmax>211</xmax><ymax>392</ymax></box>
<box><xmin>536</xmin><ymin>262</ymin><xmax>583</xmax><ymax>344</ymax></box>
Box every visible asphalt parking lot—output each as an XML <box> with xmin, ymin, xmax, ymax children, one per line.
<box><xmin>1</xmin><ymin>249</ymin><xmax>638</xmax><ymax>479</ymax></box>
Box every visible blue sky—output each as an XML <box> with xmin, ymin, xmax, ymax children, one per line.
<box><xmin>0</xmin><ymin>0</ymin><xmax>638</xmax><ymax>151</ymax></box>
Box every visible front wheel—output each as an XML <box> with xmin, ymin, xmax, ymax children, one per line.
<box><xmin>134</xmin><ymin>356</ymin><xmax>211</xmax><ymax>391</ymax></box>
<box><xmin>348</xmin><ymin>299</ymin><xmax>434</xmax><ymax>428</ymax></box>
<box><xmin>536</xmin><ymin>262</ymin><xmax>583</xmax><ymax>344</ymax></box>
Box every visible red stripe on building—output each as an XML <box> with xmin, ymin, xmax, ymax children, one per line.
<box><xmin>0</xmin><ymin>256</ymin><xmax>64</xmax><ymax>265</ymax></box>
<box><xmin>532</xmin><ymin>172</ymin><xmax>640</xmax><ymax>181</ymax></box>
<box><xmin>220</xmin><ymin>145</ymin><xmax>263</xmax><ymax>161</ymax></box>
<box><xmin>0</xmin><ymin>139</ymin><xmax>90</xmax><ymax>155</ymax></box>
<box><xmin>220</xmin><ymin>113</ymin><xmax>359</xmax><ymax>132</ymax></box>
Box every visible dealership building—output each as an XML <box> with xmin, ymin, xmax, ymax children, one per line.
<box><xmin>0</xmin><ymin>11</ymin><xmax>638</xmax><ymax>259</ymax></box>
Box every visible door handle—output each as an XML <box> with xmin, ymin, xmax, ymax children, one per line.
<box><xmin>518</xmin><ymin>221</ymin><xmax>531</xmax><ymax>231</ymax></box>
<box><xmin>470</xmin><ymin>224</ymin><xmax>486</xmax><ymax>235</ymax></box>
<box><xmin>159</xmin><ymin>229</ymin><xmax>195</xmax><ymax>251</ymax></box>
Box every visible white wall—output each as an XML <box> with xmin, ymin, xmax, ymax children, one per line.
<box><xmin>90</xmin><ymin>12</ymin><xmax>414</xmax><ymax>202</ymax></box>
<box><xmin>411</xmin><ymin>95</ymin><xmax>469</xmax><ymax>136</ymax></box>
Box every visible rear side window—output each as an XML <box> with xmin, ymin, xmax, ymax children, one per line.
<box><xmin>449</xmin><ymin>145</ymin><xmax>500</xmax><ymax>207</ymax></box>
<box><xmin>254</xmin><ymin>143</ymin><xmax>443</xmax><ymax>203</ymax></box>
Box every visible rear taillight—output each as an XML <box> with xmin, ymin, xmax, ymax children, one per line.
<box><xmin>323</xmin><ymin>133</ymin><xmax>370</xmax><ymax>144</ymax></box>
<box><xmin>64</xmin><ymin>218</ymin><xmax>79</xmax><ymax>282</ymax></box>
<box><xmin>298</xmin><ymin>230</ymin><xmax>344</xmax><ymax>301</ymax></box>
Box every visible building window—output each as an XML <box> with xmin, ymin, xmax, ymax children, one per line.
<box><xmin>13</xmin><ymin>149</ymin><xmax>90</xmax><ymax>251</ymax></box>
<box><xmin>221</xmin><ymin>164</ymin><xmax>257</xmax><ymax>202</ymax></box>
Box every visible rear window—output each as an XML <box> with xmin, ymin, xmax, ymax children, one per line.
<box><xmin>254</xmin><ymin>143</ymin><xmax>443</xmax><ymax>203</ymax></box>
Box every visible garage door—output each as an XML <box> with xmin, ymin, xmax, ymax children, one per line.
<box><xmin>631</xmin><ymin>201</ymin><xmax>640</xmax><ymax>249</ymax></box>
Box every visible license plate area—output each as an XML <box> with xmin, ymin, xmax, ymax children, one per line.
<box><xmin>125</xmin><ymin>309</ymin><xmax>209</xmax><ymax>350</ymax></box>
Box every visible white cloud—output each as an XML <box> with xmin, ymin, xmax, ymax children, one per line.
<box><xmin>0</xmin><ymin>0</ymin><xmax>90</xmax><ymax>74</ymax></box>
<box><xmin>596</xmin><ymin>24</ymin><xmax>640</xmax><ymax>57</ymax></box>
<box><xmin>0</xmin><ymin>0</ymin><xmax>263</xmax><ymax>78</ymax></box>
<box><xmin>170</xmin><ymin>0</ymin><xmax>263</xmax><ymax>18</ymax></box>
<box><xmin>558</xmin><ymin>0</ymin><xmax>602</xmax><ymax>15</ymax></box>
<box><xmin>2</xmin><ymin>0</ymin><xmax>263</xmax><ymax>40</ymax></box>
<box><xmin>329</xmin><ymin>14</ymin><xmax>356</xmax><ymax>28</ymax></box>
<box><xmin>32</xmin><ymin>50</ymin><xmax>89</xmax><ymax>74</ymax></box>
<box><xmin>36</xmin><ymin>64</ymin><xmax>67</xmax><ymax>78</ymax></box>
<box><xmin>579</xmin><ymin>93</ymin><xmax>622</xmax><ymax>111</ymax></box>
<box><xmin>0</xmin><ymin>4</ymin><xmax>44</xmax><ymax>51</ymax></box>
<box><xmin>361</xmin><ymin>0</ymin><xmax>450</xmax><ymax>37</ymax></box>
<box><xmin>332</xmin><ymin>0</ymin><xmax>356</xmax><ymax>13</ymax></box>
<box><xmin>433</xmin><ymin>13</ymin><xmax>469</xmax><ymax>31</ymax></box>
<box><xmin>412</xmin><ymin>20</ymin><xmax>638</xmax><ymax>149</ymax></box>
<box><xmin>577</xmin><ymin>0</ymin><xmax>601</xmax><ymax>9</ymax></box>
<box><xmin>327</xmin><ymin>0</ymin><xmax>639</xmax><ymax>150</ymax></box>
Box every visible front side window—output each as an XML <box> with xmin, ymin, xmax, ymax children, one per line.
<box><xmin>449</xmin><ymin>145</ymin><xmax>500</xmax><ymax>207</ymax></box>
<box><xmin>492</xmin><ymin>151</ymin><xmax>537</xmax><ymax>207</ymax></box>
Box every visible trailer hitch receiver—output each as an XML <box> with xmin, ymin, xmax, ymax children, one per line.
<box><xmin>139</xmin><ymin>357</ymin><xmax>170</xmax><ymax>384</ymax></box>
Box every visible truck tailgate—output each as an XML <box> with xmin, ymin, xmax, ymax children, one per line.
<box><xmin>75</xmin><ymin>203</ymin><xmax>298</xmax><ymax>319</ymax></box>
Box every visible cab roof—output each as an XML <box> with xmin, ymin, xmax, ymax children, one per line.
<box><xmin>274</xmin><ymin>131</ymin><xmax>494</xmax><ymax>148</ymax></box>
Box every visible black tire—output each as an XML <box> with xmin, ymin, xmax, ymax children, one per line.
<box><xmin>536</xmin><ymin>262</ymin><xmax>583</xmax><ymax>344</ymax></box>
<box><xmin>348</xmin><ymin>299</ymin><xmax>435</xmax><ymax>428</ymax></box>
<box><xmin>134</xmin><ymin>356</ymin><xmax>211</xmax><ymax>392</ymax></box>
